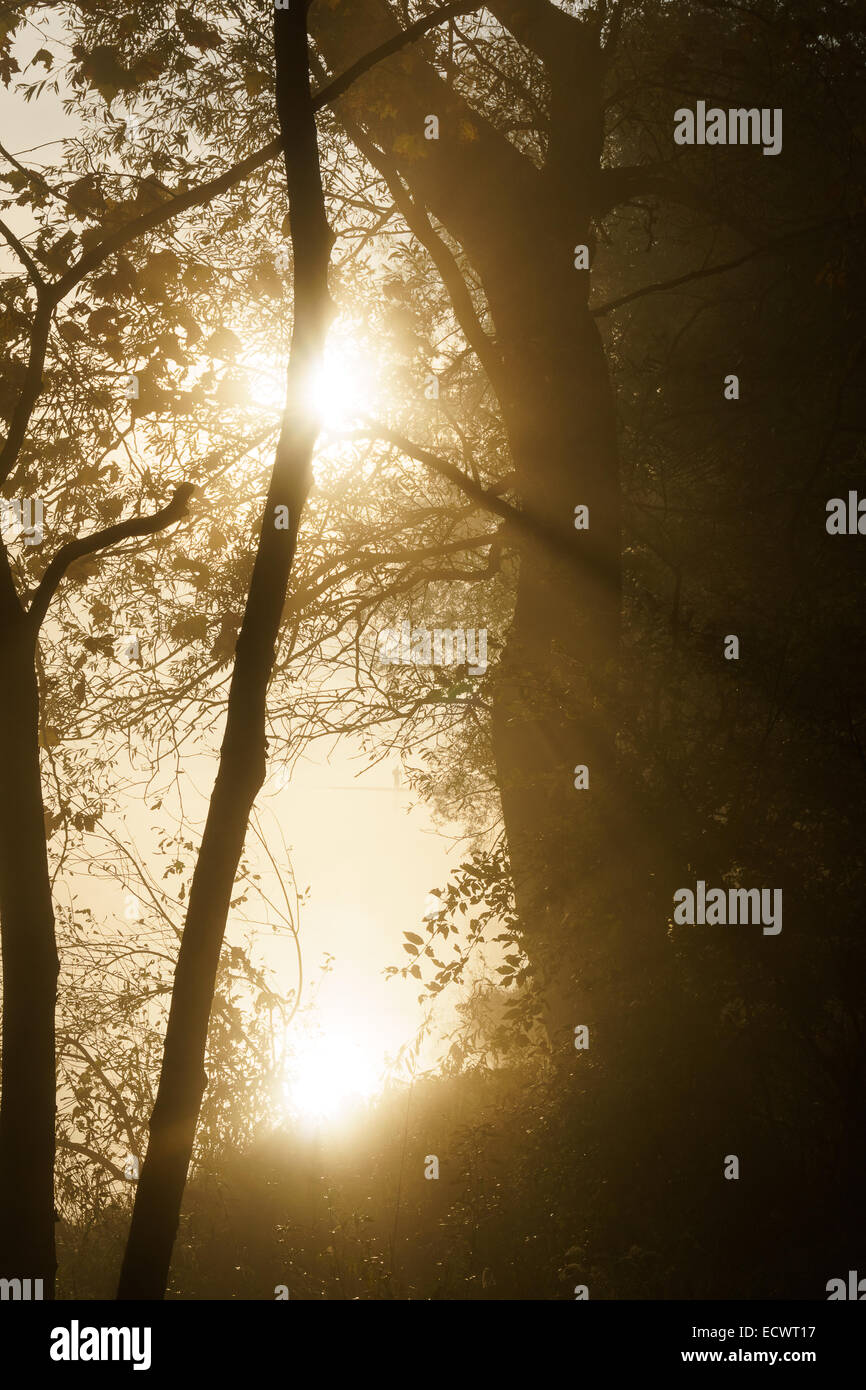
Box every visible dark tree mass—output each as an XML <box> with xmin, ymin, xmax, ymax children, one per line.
<box><xmin>0</xmin><ymin>0</ymin><xmax>864</xmax><ymax>1340</ymax></box>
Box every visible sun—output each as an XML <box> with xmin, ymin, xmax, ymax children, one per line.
<box><xmin>283</xmin><ymin>1028</ymin><xmax>382</xmax><ymax>1125</ymax></box>
<box><xmin>305</xmin><ymin>335</ymin><xmax>377</xmax><ymax>430</ymax></box>
<box><xmin>244</xmin><ymin>331</ymin><xmax>378</xmax><ymax>432</ymax></box>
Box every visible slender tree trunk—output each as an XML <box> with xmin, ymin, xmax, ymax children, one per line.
<box><xmin>116</xmin><ymin>0</ymin><xmax>333</xmax><ymax>1300</ymax></box>
<box><xmin>0</xmin><ymin>606</ymin><xmax>58</xmax><ymax>1294</ymax></box>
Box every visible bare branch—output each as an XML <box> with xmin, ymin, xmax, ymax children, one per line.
<box><xmin>316</xmin><ymin>2</ymin><xmax>483</xmax><ymax>109</ymax></box>
<box><xmin>595</xmin><ymin>163</ymin><xmax>762</xmax><ymax>243</ymax></box>
<box><xmin>0</xmin><ymin>296</ymin><xmax>53</xmax><ymax>486</ymax></box>
<box><xmin>591</xmin><ymin>246</ymin><xmax>766</xmax><ymax>317</ymax></box>
<box><xmin>0</xmin><ymin>216</ymin><xmax>45</xmax><ymax>289</ymax></box>
<box><xmin>326</xmin><ymin>91</ymin><xmax>504</xmax><ymax>389</ymax></box>
<box><xmin>58</xmin><ymin>1140</ymin><xmax>127</xmax><ymax>1185</ymax></box>
<box><xmin>344</xmin><ymin>424</ymin><xmax>583</xmax><ymax>569</ymax></box>
<box><xmin>28</xmin><ymin>483</ymin><xmax>197</xmax><ymax>631</ymax></box>
<box><xmin>0</xmin><ymin>139</ymin><xmax>69</xmax><ymax>209</ymax></box>
<box><xmin>591</xmin><ymin>218</ymin><xmax>849</xmax><ymax>317</ymax></box>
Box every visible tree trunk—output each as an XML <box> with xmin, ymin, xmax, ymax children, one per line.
<box><xmin>0</xmin><ymin>608</ymin><xmax>58</xmax><ymax>1294</ymax></box>
<box><xmin>313</xmin><ymin>1</ymin><xmax>624</xmax><ymax>1038</ymax></box>
<box><xmin>116</xmin><ymin>0</ymin><xmax>333</xmax><ymax>1300</ymax></box>
<box><xmin>487</xmin><ymin>230</ymin><xmax>622</xmax><ymax>1046</ymax></box>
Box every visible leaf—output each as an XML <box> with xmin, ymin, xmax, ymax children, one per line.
<box><xmin>74</xmin><ymin>44</ymin><xmax>130</xmax><ymax>102</ymax></box>
<box><xmin>66</xmin><ymin>175</ymin><xmax>105</xmax><ymax>218</ymax></box>
<box><xmin>39</xmin><ymin>230</ymin><xmax>77</xmax><ymax>274</ymax></box>
<box><xmin>138</xmin><ymin>249</ymin><xmax>181</xmax><ymax>300</ymax></box>
<box><xmin>89</xmin><ymin>599</ymin><xmax>113</xmax><ymax>626</ymax></box>
<box><xmin>176</xmin><ymin>8</ymin><xmax>223</xmax><ymax>51</ymax></box>
<box><xmin>169</xmin><ymin>612</ymin><xmax>209</xmax><ymax>643</ymax></box>
<box><xmin>405</xmin><ymin>931</ymin><xmax>423</xmax><ymax>944</ymax></box>
<box><xmin>0</xmin><ymin>52</ymin><xmax>19</xmax><ymax>86</ymax></box>
<box><xmin>98</xmin><ymin>496</ymin><xmax>124</xmax><ymax>523</ymax></box>
<box><xmin>242</xmin><ymin>64</ymin><xmax>269</xmax><ymax>99</ymax></box>
<box><xmin>205</xmin><ymin>327</ymin><xmax>243</xmax><ymax>361</ymax></box>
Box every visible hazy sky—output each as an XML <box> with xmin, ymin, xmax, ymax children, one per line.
<box><xmin>0</xmin><ymin>33</ymin><xmax>474</xmax><ymax>1106</ymax></box>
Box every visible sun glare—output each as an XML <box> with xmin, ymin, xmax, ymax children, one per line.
<box><xmin>305</xmin><ymin>337</ymin><xmax>377</xmax><ymax>429</ymax></box>
<box><xmin>246</xmin><ymin>333</ymin><xmax>377</xmax><ymax>433</ymax></box>
<box><xmin>283</xmin><ymin>1029</ymin><xmax>382</xmax><ymax>1125</ymax></box>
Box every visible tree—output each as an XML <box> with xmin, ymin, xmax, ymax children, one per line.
<box><xmin>0</xmin><ymin>390</ymin><xmax>193</xmax><ymax>1291</ymax></box>
<box><xmin>0</xmin><ymin>0</ymin><xmax>478</xmax><ymax>1290</ymax></box>
<box><xmin>3</xmin><ymin>0</ymin><xmax>865</xmax><ymax>1300</ymax></box>
<box><xmin>115</xmin><ymin>0</ymin><xmax>335</xmax><ymax>1299</ymax></box>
